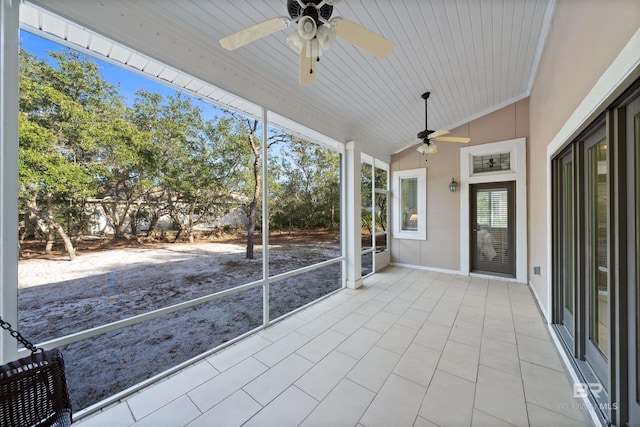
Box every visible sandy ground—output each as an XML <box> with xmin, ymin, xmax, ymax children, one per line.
<box><xmin>17</xmin><ymin>238</ymin><xmax>341</xmax><ymax>411</ymax></box>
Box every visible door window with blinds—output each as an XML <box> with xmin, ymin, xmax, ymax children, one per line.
<box><xmin>470</xmin><ymin>181</ymin><xmax>516</xmax><ymax>276</ymax></box>
<box><xmin>393</xmin><ymin>168</ymin><xmax>426</xmax><ymax>240</ymax></box>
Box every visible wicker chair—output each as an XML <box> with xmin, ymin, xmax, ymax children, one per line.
<box><xmin>1</xmin><ymin>349</ymin><xmax>72</xmax><ymax>427</ymax></box>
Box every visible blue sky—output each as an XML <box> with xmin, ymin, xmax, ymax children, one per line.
<box><xmin>18</xmin><ymin>30</ymin><xmax>303</xmax><ymax>153</ymax></box>
<box><xmin>19</xmin><ymin>30</ymin><xmax>222</xmax><ymax>119</ymax></box>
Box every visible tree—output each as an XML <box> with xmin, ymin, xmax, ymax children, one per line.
<box><xmin>150</xmin><ymin>94</ymin><xmax>247</xmax><ymax>243</ymax></box>
<box><xmin>238</xmin><ymin>118</ymin><xmax>261</xmax><ymax>259</ymax></box>
<box><xmin>232</xmin><ymin>118</ymin><xmax>291</xmax><ymax>260</ymax></box>
<box><xmin>361</xmin><ymin>162</ymin><xmax>373</xmax><ymax>236</ymax></box>
<box><xmin>268</xmin><ymin>136</ymin><xmax>341</xmax><ymax>231</ymax></box>
<box><xmin>18</xmin><ymin>49</ymin><xmax>121</xmax><ymax>259</ymax></box>
<box><xmin>93</xmin><ymin>108</ymin><xmax>157</xmax><ymax>240</ymax></box>
<box><xmin>129</xmin><ymin>90</ymin><xmax>168</xmax><ymax>237</ymax></box>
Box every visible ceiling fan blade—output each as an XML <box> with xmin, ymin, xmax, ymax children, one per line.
<box><xmin>433</xmin><ymin>136</ymin><xmax>471</xmax><ymax>143</ymax></box>
<box><xmin>220</xmin><ymin>17</ymin><xmax>289</xmax><ymax>50</ymax></box>
<box><xmin>299</xmin><ymin>41</ymin><xmax>316</xmax><ymax>85</ymax></box>
<box><xmin>427</xmin><ymin>130</ymin><xmax>449</xmax><ymax>139</ymax></box>
<box><xmin>333</xmin><ymin>18</ymin><xmax>394</xmax><ymax>58</ymax></box>
<box><xmin>393</xmin><ymin>142</ymin><xmax>420</xmax><ymax>154</ymax></box>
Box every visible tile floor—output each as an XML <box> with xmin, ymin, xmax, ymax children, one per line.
<box><xmin>77</xmin><ymin>267</ymin><xmax>592</xmax><ymax>427</ymax></box>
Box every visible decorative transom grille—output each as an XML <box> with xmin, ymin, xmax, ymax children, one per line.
<box><xmin>472</xmin><ymin>153</ymin><xmax>511</xmax><ymax>174</ymax></box>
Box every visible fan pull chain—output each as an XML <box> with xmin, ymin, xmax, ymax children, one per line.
<box><xmin>309</xmin><ymin>39</ymin><xmax>319</xmax><ymax>75</ymax></box>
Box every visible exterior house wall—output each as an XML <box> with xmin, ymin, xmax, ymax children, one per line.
<box><xmin>528</xmin><ymin>0</ymin><xmax>640</xmax><ymax>313</ymax></box>
<box><xmin>390</xmin><ymin>0</ymin><xmax>639</xmax><ymax>318</ymax></box>
<box><xmin>390</xmin><ymin>99</ymin><xmax>529</xmax><ymax>272</ymax></box>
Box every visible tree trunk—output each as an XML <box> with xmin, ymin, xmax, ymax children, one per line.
<box><xmin>173</xmin><ymin>222</ymin><xmax>183</xmax><ymax>243</ymax></box>
<box><xmin>111</xmin><ymin>200</ymin><xmax>121</xmax><ymax>238</ymax></box>
<box><xmin>45</xmin><ymin>195</ymin><xmax>54</xmax><ymax>254</ymax></box>
<box><xmin>246</xmin><ymin>197</ymin><xmax>257</xmax><ymax>259</ymax></box>
<box><xmin>246</xmin><ymin>120</ymin><xmax>260</xmax><ymax>260</ymax></box>
<box><xmin>42</xmin><ymin>193</ymin><xmax>76</xmax><ymax>260</ymax></box>
<box><xmin>148</xmin><ymin>212</ymin><xmax>159</xmax><ymax>238</ymax></box>
<box><xmin>101</xmin><ymin>192</ymin><xmax>132</xmax><ymax>240</ymax></box>
<box><xmin>45</xmin><ymin>230</ymin><xmax>55</xmax><ymax>254</ymax></box>
<box><xmin>50</xmin><ymin>220</ymin><xmax>76</xmax><ymax>260</ymax></box>
<box><xmin>129</xmin><ymin>202</ymin><xmax>145</xmax><ymax>238</ymax></box>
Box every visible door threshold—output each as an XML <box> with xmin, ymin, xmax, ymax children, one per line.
<box><xmin>470</xmin><ymin>271</ymin><xmax>519</xmax><ymax>282</ymax></box>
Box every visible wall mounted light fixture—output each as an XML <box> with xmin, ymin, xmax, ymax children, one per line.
<box><xmin>449</xmin><ymin>177</ymin><xmax>457</xmax><ymax>192</ymax></box>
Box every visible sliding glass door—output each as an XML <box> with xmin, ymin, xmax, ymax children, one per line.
<box><xmin>552</xmin><ymin>82</ymin><xmax>640</xmax><ymax>426</ymax></box>
<box><xmin>628</xmin><ymin>93</ymin><xmax>640</xmax><ymax>426</ymax></box>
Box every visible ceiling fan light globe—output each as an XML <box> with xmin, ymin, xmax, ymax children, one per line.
<box><xmin>317</xmin><ymin>25</ymin><xmax>336</xmax><ymax>50</ymax></box>
<box><xmin>416</xmin><ymin>143</ymin><xmax>438</xmax><ymax>154</ymax></box>
<box><xmin>298</xmin><ymin>16</ymin><xmax>317</xmax><ymax>40</ymax></box>
<box><xmin>287</xmin><ymin>32</ymin><xmax>304</xmax><ymax>54</ymax></box>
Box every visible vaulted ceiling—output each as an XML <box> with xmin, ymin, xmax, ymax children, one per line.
<box><xmin>25</xmin><ymin>0</ymin><xmax>555</xmax><ymax>160</ymax></box>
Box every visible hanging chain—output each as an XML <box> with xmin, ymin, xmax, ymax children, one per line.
<box><xmin>0</xmin><ymin>316</ymin><xmax>42</xmax><ymax>354</ymax></box>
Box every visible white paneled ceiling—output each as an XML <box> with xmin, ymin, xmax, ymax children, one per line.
<box><xmin>24</xmin><ymin>0</ymin><xmax>555</xmax><ymax>160</ymax></box>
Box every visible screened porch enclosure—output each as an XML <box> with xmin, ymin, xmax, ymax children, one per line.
<box><xmin>8</xmin><ymin>10</ymin><xmax>390</xmax><ymax>414</ymax></box>
<box><xmin>4</xmin><ymin>0</ymin><xmax>638</xmax><ymax>425</ymax></box>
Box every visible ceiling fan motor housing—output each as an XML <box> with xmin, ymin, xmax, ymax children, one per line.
<box><xmin>288</xmin><ymin>0</ymin><xmax>334</xmax><ymax>25</ymax></box>
<box><xmin>417</xmin><ymin>129</ymin><xmax>435</xmax><ymax>140</ymax></box>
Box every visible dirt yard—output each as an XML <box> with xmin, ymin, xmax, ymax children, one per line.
<box><xmin>17</xmin><ymin>232</ymin><xmax>341</xmax><ymax>411</ymax></box>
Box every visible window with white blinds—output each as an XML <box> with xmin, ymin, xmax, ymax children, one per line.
<box><xmin>401</xmin><ymin>177</ymin><xmax>418</xmax><ymax>231</ymax></box>
<box><xmin>392</xmin><ymin>168</ymin><xmax>426</xmax><ymax>240</ymax></box>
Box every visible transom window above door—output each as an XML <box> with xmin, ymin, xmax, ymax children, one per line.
<box><xmin>472</xmin><ymin>152</ymin><xmax>511</xmax><ymax>174</ymax></box>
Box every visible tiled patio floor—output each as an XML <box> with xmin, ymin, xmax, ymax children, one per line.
<box><xmin>78</xmin><ymin>267</ymin><xmax>592</xmax><ymax>427</ymax></box>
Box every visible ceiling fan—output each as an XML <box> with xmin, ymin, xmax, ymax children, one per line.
<box><xmin>416</xmin><ymin>92</ymin><xmax>470</xmax><ymax>155</ymax></box>
<box><xmin>219</xmin><ymin>0</ymin><xmax>394</xmax><ymax>85</ymax></box>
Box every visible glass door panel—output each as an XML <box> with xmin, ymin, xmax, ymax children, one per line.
<box><xmin>585</xmin><ymin>127</ymin><xmax>609</xmax><ymax>385</ymax></box>
<box><xmin>630</xmin><ymin>95</ymin><xmax>640</xmax><ymax>425</ymax></box>
<box><xmin>589</xmin><ymin>138</ymin><xmax>608</xmax><ymax>357</ymax></box>
<box><xmin>636</xmin><ymin>109</ymin><xmax>640</xmax><ymax>417</ymax></box>
<box><xmin>561</xmin><ymin>154</ymin><xmax>575</xmax><ymax>336</ymax></box>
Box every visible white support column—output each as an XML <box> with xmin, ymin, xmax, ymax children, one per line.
<box><xmin>261</xmin><ymin>108</ymin><xmax>269</xmax><ymax>325</ymax></box>
<box><xmin>0</xmin><ymin>0</ymin><xmax>20</xmax><ymax>364</ymax></box>
<box><xmin>345</xmin><ymin>140</ymin><xmax>363</xmax><ymax>289</ymax></box>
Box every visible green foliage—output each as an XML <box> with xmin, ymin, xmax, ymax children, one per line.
<box><xmin>269</xmin><ymin>137</ymin><xmax>341</xmax><ymax>231</ymax></box>
<box><xmin>18</xmin><ymin>44</ymin><xmax>345</xmax><ymax>248</ymax></box>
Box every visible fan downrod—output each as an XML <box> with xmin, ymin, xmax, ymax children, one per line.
<box><xmin>417</xmin><ymin>91</ymin><xmax>434</xmax><ymax>140</ymax></box>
